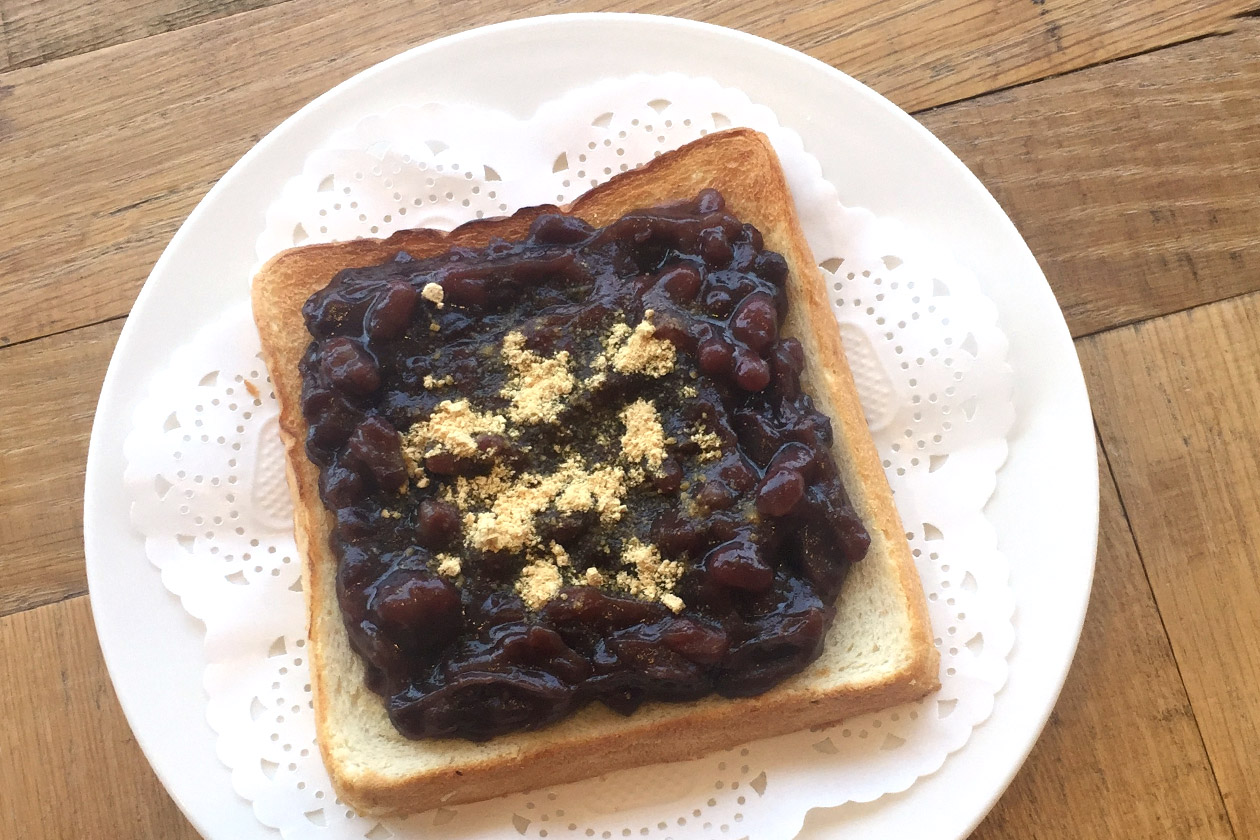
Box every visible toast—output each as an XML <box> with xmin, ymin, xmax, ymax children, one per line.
<box><xmin>252</xmin><ymin>128</ymin><xmax>938</xmax><ymax>815</ymax></box>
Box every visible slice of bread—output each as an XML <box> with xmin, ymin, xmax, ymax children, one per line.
<box><xmin>252</xmin><ymin>128</ymin><xmax>938</xmax><ymax>815</ymax></box>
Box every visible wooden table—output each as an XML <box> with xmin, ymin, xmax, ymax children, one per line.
<box><xmin>2</xmin><ymin>2</ymin><xmax>1257</xmax><ymax>837</ymax></box>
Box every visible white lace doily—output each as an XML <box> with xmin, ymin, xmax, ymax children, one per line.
<box><xmin>124</xmin><ymin>74</ymin><xmax>1015</xmax><ymax>840</ymax></box>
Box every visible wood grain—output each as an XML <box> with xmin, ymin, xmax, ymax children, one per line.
<box><xmin>2</xmin><ymin>0</ymin><xmax>1259</xmax><ymax>347</ymax></box>
<box><xmin>0</xmin><ymin>596</ymin><xmax>200</xmax><ymax>839</ymax></box>
<box><xmin>0</xmin><ymin>318</ymin><xmax>122</xmax><ymax>616</ymax></box>
<box><xmin>969</xmin><ymin>442</ymin><xmax>1234</xmax><ymax>839</ymax></box>
<box><xmin>920</xmin><ymin>21</ymin><xmax>1260</xmax><ymax>337</ymax></box>
<box><xmin>2</xmin><ymin>0</ymin><xmax>1257</xmax><ymax>82</ymax></box>
<box><xmin>1081</xmin><ymin>291</ymin><xmax>1260</xmax><ymax>836</ymax></box>
<box><xmin>0</xmin><ymin>0</ymin><xmax>283</xmax><ymax>71</ymax></box>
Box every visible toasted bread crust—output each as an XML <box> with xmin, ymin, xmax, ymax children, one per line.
<box><xmin>253</xmin><ymin>128</ymin><xmax>938</xmax><ymax>815</ymax></box>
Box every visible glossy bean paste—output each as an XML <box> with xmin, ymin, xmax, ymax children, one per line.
<box><xmin>298</xmin><ymin>189</ymin><xmax>871</xmax><ymax>741</ymax></box>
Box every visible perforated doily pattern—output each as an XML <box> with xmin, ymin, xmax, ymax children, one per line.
<box><xmin>125</xmin><ymin>75</ymin><xmax>1015</xmax><ymax>840</ymax></box>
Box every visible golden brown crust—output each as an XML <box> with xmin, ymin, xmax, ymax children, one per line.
<box><xmin>745</xmin><ymin>137</ymin><xmax>939</xmax><ymax>693</ymax></box>
<box><xmin>252</xmin><ymin>128</ymin><xmax>938</xmax><ymax>816</ymax></box>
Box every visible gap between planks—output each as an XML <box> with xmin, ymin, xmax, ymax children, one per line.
<box><xmin>1080</xmin><ymin>288</ymin><xmax>1260</xmax><ymax>834</ymax></box>
<box><xmin>1092</xmin><ymin>424</ymin><xmax>1240</xmax><ymax>840</ymax></box>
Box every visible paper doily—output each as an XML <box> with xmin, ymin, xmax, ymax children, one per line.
<box><xmin>124</xmin><ymin>74</ymin><xmax>1015</xmax><ymax>840</ymax></box>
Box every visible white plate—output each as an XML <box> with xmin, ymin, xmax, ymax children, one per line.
<box><xmin>85</xmin><ymin>13</ymin><xmax>1097</xmax><ymax>840</ymax></box>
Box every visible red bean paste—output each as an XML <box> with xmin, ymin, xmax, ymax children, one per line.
<box><xmin>299</xmin><ymin>189</ymin><xmax>871</xmax><ymax>741</ymax></box>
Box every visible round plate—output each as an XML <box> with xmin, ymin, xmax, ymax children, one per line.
<box><xmin>85</xmin><ymin>13</ymin><xmax>1097</xmax><ymax>840</ymax></box>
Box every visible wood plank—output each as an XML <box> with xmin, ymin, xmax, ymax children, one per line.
<box><xmin>968</xmin><ymin>442</ymin><xmax>1233</xmax><ymax>839</ymax></box>
<box><xmin>920</xmin><ymin>21</ymin><xmax>1260</xmax><ymax>337</ymax></box>
<box><xmin>1081</xmin><ymin>291</ymin><xmax>1260</xmax><ymax>835</ymax></box>
<box><xmin>2</xmin><ymin>0</ymin><xmax>1258</xmax><ymax>346</ymax></box>
<box><xmin>0</xmin><ymin>318</ymin><xmax>121</xmax><ymax>616</ymax></box>
<box><xmin>1</xmin><ymin>0</ymin><xmax>1255</xmax><ymax>80</ymax></box>
<box><xmin>801</xmin><ymin>0</ymin><xmax>1257</xmax><ymax>112</ymax></box>
<box><xmin>0</xmin><ymin>0</ymin><xmax>283</xmax><ymax>71</ymax></box>
<box><xmin>0</xmin><ymin>596</ymin><xmax>200</xmax><ymax>839</ymax></box>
